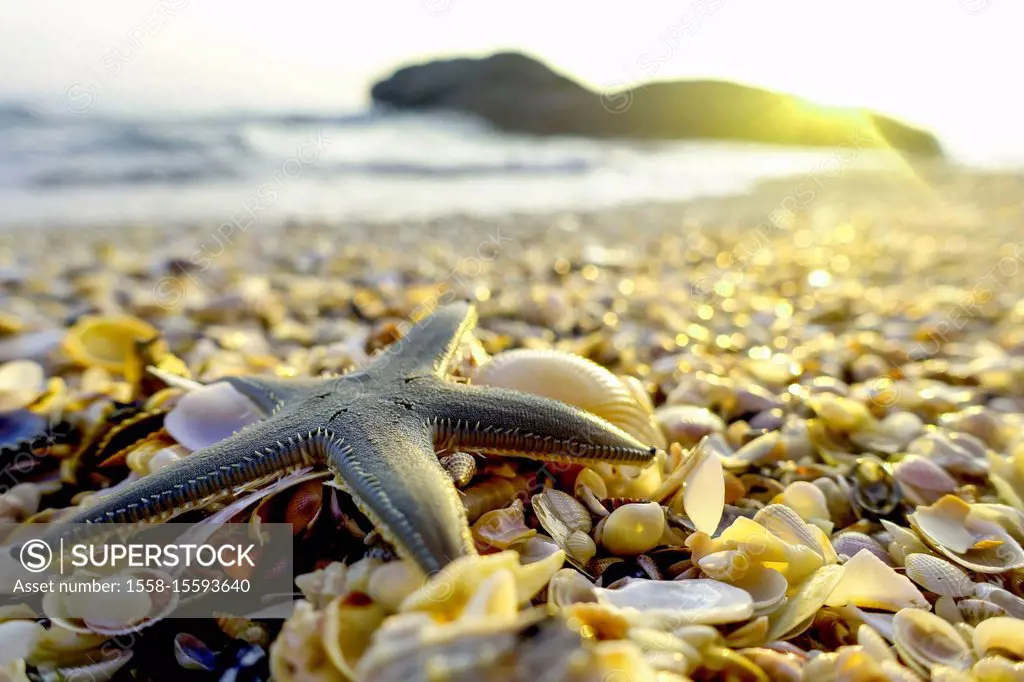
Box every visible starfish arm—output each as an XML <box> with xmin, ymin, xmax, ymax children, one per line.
<box><xmin>60</xmin><ymin>412</ymin><xmax>326</xmax><ymax>526</ymax></box>
<box><xmin>328</xmin><ymin>413</ymin><xmax>475</xmax><ymax>575</ymax></box>
<box><xmin>222</xmin><ymin>376</ymin><xmax>326</xmax><ymax>416</ymax></box>
<box><xmin>369</xmin><ymin>300</ymin><xmax>477</xmax><ymax>380</ymax></box>
<box><xmin>423</xmin><ymin>383</ymin><xmax>657</xmax><ymax>464</ymax></box>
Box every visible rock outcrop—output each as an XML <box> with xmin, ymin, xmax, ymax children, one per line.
<box><xmin>371</xmin><ymin>52</ymin><xmax>942</xmax><ymax>156</ymax></box>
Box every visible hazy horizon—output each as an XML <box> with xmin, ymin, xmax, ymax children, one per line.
<box><xmin>1</xmin><ymin>0</ymin><xmax>1020</xmax><ymax>159</ymax></box>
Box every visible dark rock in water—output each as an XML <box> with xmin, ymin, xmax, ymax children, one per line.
<box><xmin>371</xmin><ymin>52</ymin><xmax>942</xmax><ymax>156</ymax></box>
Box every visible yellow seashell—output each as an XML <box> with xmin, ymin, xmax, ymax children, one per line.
<box><xmin>601</xmin><ymin>502</ymin><xmax>665</xmax><ymax>556</ymax></box>
<box><xmin>63</xmin><ymin>315</ymin><xmax>158</xmax><ymax>380</ymax></box>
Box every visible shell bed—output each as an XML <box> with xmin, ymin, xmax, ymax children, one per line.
<box><xmin>1</xmin><ymin>168</ymin><xmax>1023</xmax><ymax>681</ymax></box>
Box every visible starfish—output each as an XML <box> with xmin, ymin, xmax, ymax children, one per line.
<box><xmin>58</xmin><ymin>302</ymin><xmax>656</xmax><ymax>574</ymax></box>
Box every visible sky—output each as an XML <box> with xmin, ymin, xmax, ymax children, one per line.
<box><xmin>0</xmin><ymin>0</ymin><xmax>1019</xmax><ymax>156</ymax></box>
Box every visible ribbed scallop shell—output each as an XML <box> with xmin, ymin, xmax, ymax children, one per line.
<box><xmin>472</xmin><ymin>349</ymin><xmax>665</xmax><ymax>448</ymax></box>
<box><xmin>904</xmin><ymin>553</ymin><xmax>975</xmax><ymax>598</ymax></box>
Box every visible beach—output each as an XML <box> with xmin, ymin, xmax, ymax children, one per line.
<box><xmin>2</xmin><ymin>165</ymin><xmax>1024</xmax><ymax>680</ymax></box>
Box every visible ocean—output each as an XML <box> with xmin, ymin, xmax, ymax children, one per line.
<box><xmin>0</xmin><ymin>102</ymin><xmax>983</xmax><ymax>228</ymax></box>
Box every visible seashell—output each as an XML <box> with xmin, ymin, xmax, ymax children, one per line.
<box><xmin>939</xmin><ymin>406</ymin><xmax>1007</xmax><ymax>449</ymax></box>
<box><xmin>472</xmin><ymin>499</ymin><xmax>536</xmax><ymax>551</ymax></box>
<box><xmin>892</xmin><ymin>455</ymin><xmax>959</xmax><ymax>506</ymax></box>
<box><xmin>727</xmin><ymin>564</ymin><xmax>788</xmax><ymax>614</ymax></box>
<box><xmin>164</xmin><ymin>380</ymin><xmax>261</xmax><ymax>451</ymax></box>
<box><xmin>512</xmin><ymin>534</ymin><xmax>563</xmax><ymax>565</ymax></box>
<box><xmin>563</xmin><ymin>530</ymin><xmax>597</xmax><ymax>565</ymax></box>
<box><xmin>973</xmin><ymin>656</ymin><xmax>1024</xmax><ymax>681</ymax></box>
<box><xmin>806</xmin><ymin>394</ymin><xmax>874</xmax><ymax>432</ymax></box>
<box><xmin>831</xmin><ymin>531</ymin><xmax>894</xmax><ymax>565</ymax></box>
<box><xmin>462</xmin><ymin>474</ymin><xmax>532</xmax><ymax>522</ymax></box>
<box><xmin>472</xmin><ymin>349</ymin><xmax>665</xmax><ymax>447</ymax></box>
<box><xmin>892</xmin><ymin>608</ymin><xmax>975</xmax><ymax>673</ymax></box>
<box><xmin>367</xmin><ymin>561</ymin><xmax>422</xmax><ymax>613</ymax></box>
<box><xmin>904</xmin><ymin>554</ymin><xmax>975</xmax><ymax>598</ymax></box>
<box><xmin>724</xmin><ymin>430</ymin><xmax>784</xmax><ymax>468</ymax></box>
<box><xmin>935</xmin><ymin>595</ymin><xmax>963</xmax><ymax>625</ymax></box>
<box><xmin>400</xmin><ymin>550</ymin><xmax>564</xmax><ymax>615</ymax></box>
<box><xmin>547</xmin><ymin>567</ymin><xmax>598</xmax><ymax>609</ymax></box>
<box><xmin>321</xmin><ymin>592</ymin><xmax>388</xmax><ymax>678</ymax></box>
<box><xmin>849</xmin><ymin>410</ymin><xmax>923</xmax><ymax>454</ymax></box>
<box><xmin>766</xmin><ymin>565</ymin><xmax>845</xmax><ymax>641</ymax></box>
<box><xmin>439</xmin><ymin>452</ymin><xmax>476</xmax><ymax>488</ymax></box>
<box><xmin>972</xmin><ymin>583</ymin><xmax>1024</xmax><ymax>619</ymax></box>
<box><xmin>62</xmin><ymin>314</ymin><xmax>158</xmax><ymax>378</ymax></box>
<box><xmin>174</xmin><ymin>633</ymin><xmax>216</xmax><ymax>672</ymax></box>
<box><xmin>532</xmin><ymin>488</ymin><xmax>593</xmax><ymax>566</ymax></box>
<box><xmin>958</xmin><ymin>599</ymin><xmax>1007</xmax><ymax>627</ymax></box>
<box><xmin>972</xmin><ymin>617</ymin><xmax>1024</xmax><ymax>661</ymax></box>
<box><xmin>738</xmin><ymin>647</ymin><xmax>803</xmax><ymax>682</ymax></box>
<box><xmin>594</xmin><ymin>578</ymin><xmax>754</xmax><ymax>626</ymax></box>
<box><xmin>908</xmin><ymin>495</ymin><xmax>1024</xmax><ymax>573</ymax></box>
<box><xmin>600</xmin><ymin>502</ymin><xmax>665</xmax><ymax>556</ymax></box>
<box><xmin>574</xmin><ymin>467</ymin><xmax>608</xmax><ymax>500</ymax></box>
<box><xmin>563</xmin><ymin>601</ymin><xmax>631</xmax><ymax>639</ymax></box>
<box><xmin>269</xmin><ymin>600</ymin><xmax>345</xmax><ymax>682</ymax></box>
<box><xmin>881</xmin><ymin>520</ymin><xmax>934</xmax><ymax>566</ymax></box>
<box><xmin>857</xmin><ymin>624</ymin><xmax>897</xmax><ymax>663</ymax></box>
<box><xmin>724</xmin><ymin>617</ymin><xmax>770</xmax><ymax>649</ymax></box>
<box><xmin>0</xmin><ymin>360</ymin><xmax>45</xmax><ymax>411</ymax></box>
<box><xmin>780</xmin><ymin>480</ymin><xmax>830</xmax><ymax>524</ymax></box>
<box><xmin>824</xmin><ymin>549</ymin><xmax>929</xmax><ymax>611</ymax></box>
<box><xmin>847</xmin><ymin>455</ymin><xmax>901</xmax><ymax>517</ymax></box>
<box><xmin>656</xmin><ymin>438</ymin><xmax>726</xmax><ymax>536</ymax></box>
<box><xmin>655</xmin><ymin>405</ymin><xmax>725</xmax><ymax>447</ymax></box>
<box><xmin>295</xmin><ymin>561</ymin><xmax>348</xmax><ymax>609</ymax></box>
<box><xmin>907</xmin><ymin>430</ymin><xmax>989</xmax><ymax>478</ymax></box>
<box><xmin>754</xmin><ymin>503</ymin><xmax>833</xmax><ymax>562</ymax></box>
<box><xmin>0</xmin><ymin>620</ymin><xmax>46</xmax><ymax>666</ymax></box>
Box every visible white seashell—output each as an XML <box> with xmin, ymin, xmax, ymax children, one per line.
<box><xmin>971</xmin><ymin>583</ymin><xmax>1024</xmax><ymax>619</ymax></box>
<box><xmin>825</xmin><ymin>549</ymin><xmax>929</xmax><ymax>611</ymax></box>
<box><xmin>892</xmin><ymin>455</ymin><xmax>958</xmax><ymax>506</ymax></box>
<box><xmin>563</xmin><ymin>530</ymin><xmax>597</xmax><ymax>566</ymax></box>
<box><xmin>892</xmin><ymin>608</ymin><xmax>975</xmax><ymax>673</ymax></box>
<box><xmin>472</xmin><ymin>349</ymin><xmax>665</xmax><ymax>447</ymax></box>
<box><xmin>831</xmin><ymin>532</ymin><xmax>893</xmax><ymax>565</ymax></box>
<box><xmin>601</xmin><ymin>502</ymin><xmax>665</xmax><ymax>556</ymax></box>
<box><xmin>655</xmin><ymin>405</ymin><xmax>725</xmax><ymax>447</ymax></box>
<box><xmin>972</xmin><ymin>617</ymin><xmax>1024</xmax><ymax>660</ymax></box>
<box><xmin>0</xmin><ymin>359</ymin><xmax>45</xmax><ymax>411</ymax></box>
<box><xmin>595</xmin><ymin>578</ymin><xmax>754</xmax><ymax>626</ymax></box>
<box><xmin>547</xmin><ymin>568</ymin><xmax>598</xmax><ymax>609</ymax></box>
<box><xmin>903</xmin><ymin>554</ymin><xmax>975</xmax><ymax>598</ymax></box>
<box><xmin>681</xmin><ymin>442</ymin><xmax>725</xmax><ymax>536</ymax></box>
<box><xmin>164</xmin><ymin>381</ymin><xmax>260</xmax><ymax>451</ymax></box>
<box><xmin>0</xmin><ymin>620</ymin><xmax>46</xmax><ymax>666</ymax></box>
<box><xmin>726</xmin><ymin>564</ymin><xmax>788</xmax><ymax>614</ymax></box>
